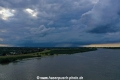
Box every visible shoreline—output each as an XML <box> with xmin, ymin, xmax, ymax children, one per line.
<box><xmin>0</xmin><ymin>47</ymin><xmax>97</xmax><ymax>64</ymax></box>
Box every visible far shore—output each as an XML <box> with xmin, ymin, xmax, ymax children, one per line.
<box><xmin>0</xmin><ymin>47</ymin><xmax>97</xmax><ymax>64</ymax></box>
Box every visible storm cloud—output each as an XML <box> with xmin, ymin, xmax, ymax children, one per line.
<box><xmin>0</xmin><ymin>0</ymin><xmax>120</xmax><ymax>47</ymax></box>
<box><xmin>81</xmin><ymin>0</ymin><xmax>120</xmax><ymax>33</ymax></box>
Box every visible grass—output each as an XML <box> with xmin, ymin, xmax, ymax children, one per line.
<box><xmin>0</xmin><ymin>48</ymin><xmax>97</xmax><ymax>64</ymax></box>
<box><xmin>0</xmin><ymin>53</ymin><xmax>39</xmax><ymax>64</ymax></box>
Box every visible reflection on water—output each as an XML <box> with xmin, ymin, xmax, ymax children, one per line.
<box><xmin>0</xmin><ymin>49</ymin><xmax>120</xmax><ymax>80</ymax></box>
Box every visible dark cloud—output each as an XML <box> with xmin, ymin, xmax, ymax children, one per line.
<box><xmin>88</xmin><ymin>23</ymin><xmax>118</xmax><ymax>34</ymax></box>
<box><xmin>81</xmin><ymin>0</ymin><xmax>120</xmax><ymax>34</ymax></box>
<box><xmin>0</xmin><ymin>0</ymin><xmax>120</xmax><ymax>47</ymax></box>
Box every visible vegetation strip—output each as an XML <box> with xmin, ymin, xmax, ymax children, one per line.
<box><xmin>0</xmin><ymin>47</ymin><xmax>97</xmax><ymax>64</ymax></box>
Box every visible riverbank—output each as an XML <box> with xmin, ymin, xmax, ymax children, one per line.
<box><xmin>0</xmin><ymin>47</ymin><xmax>97</xmax><ymax>64</ymax></box>
<box><xmin>104</xmin><ymin>47</ymin><xmax>120</xmax><ymax>49</ymax></box>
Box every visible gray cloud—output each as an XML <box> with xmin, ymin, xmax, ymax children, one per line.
<box><xmin>29</xmin><ymin>25</ymin><xmax>55</xmax><ymax>37</ymax></box>
<box><xmin>88</xmin><ymin>23</ymin><xmax>118</xmax><ymax>33</ymax></box>
<box><xmin>81</xmin><ymin>0</ymin><xmax>120</xmax><ymax>34</ymax></box>
<box><xmin>0</xmin><ymin>0</ymin><xmax>120</xmax><ymax>46</ymax></box>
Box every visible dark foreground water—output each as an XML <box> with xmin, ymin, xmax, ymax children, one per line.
<box><xmin>0</xmin><ymin>48</ymin><xmax>120</xmax><ymax>80</ymax></box>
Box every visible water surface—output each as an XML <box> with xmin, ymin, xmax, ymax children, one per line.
<box><xmin>0</xmin><ymin>48</ymin><xmax>120</xmax><ymax>80</ymax></box>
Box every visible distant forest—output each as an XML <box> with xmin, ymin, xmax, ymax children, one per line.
<box><xmin>0</xmin><ymin>47</ymin><xmax>96</xmax><ymax>56</ymax></box>
<box><xmin>0</xmin><ymin>47</ymin><xmax>45</xmax><ymax>56</ymax></box>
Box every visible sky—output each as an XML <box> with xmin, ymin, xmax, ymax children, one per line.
<box><xmin>0</xmin><ymin>0</ymin><xmax>120</xmax><ymax>47</ymax></box>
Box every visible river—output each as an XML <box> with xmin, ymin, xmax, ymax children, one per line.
<box><xmin>0</xmin><ymin>48</ymin><xmax>120</xmax><ymax>80</ymax></box>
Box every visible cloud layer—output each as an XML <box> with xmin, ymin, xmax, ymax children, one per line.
<box><xmin>0</xmin><ymin>0</ymin><xmax>120</xmax><ymax>47</ymax></box>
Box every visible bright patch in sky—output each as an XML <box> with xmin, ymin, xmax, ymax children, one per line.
<box><xmin>0</xmin><ymin>44</ymin><xmax>10</xmax><ymax>47</ymax></box>
<box><xmin>0</xmin><ymin>30</ymin><xmax>7</xmax><ymax>33</ymax></box>
<box><xmin>90</xmin><ymin>0</ymin><xmax>99</xmax><ymax>4</ymax></box>
<box><xmin>0</xmin><ymin>38</ymin><xmax>3</xmax><ymax>41</ymax></box>
<box><xmin>0</xmin><ymin>7</ymin><xmax>15</xmax><ymax>20</ymax></box>
<box><xmin>83</xmin><ymin>43</ymin><xmax>120</xmax><ymax>47</ymax></box>
<box><xmin>25</xmin><ymin>8</ymin><xmax>38</xmax><ymax>18</ymax></box>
